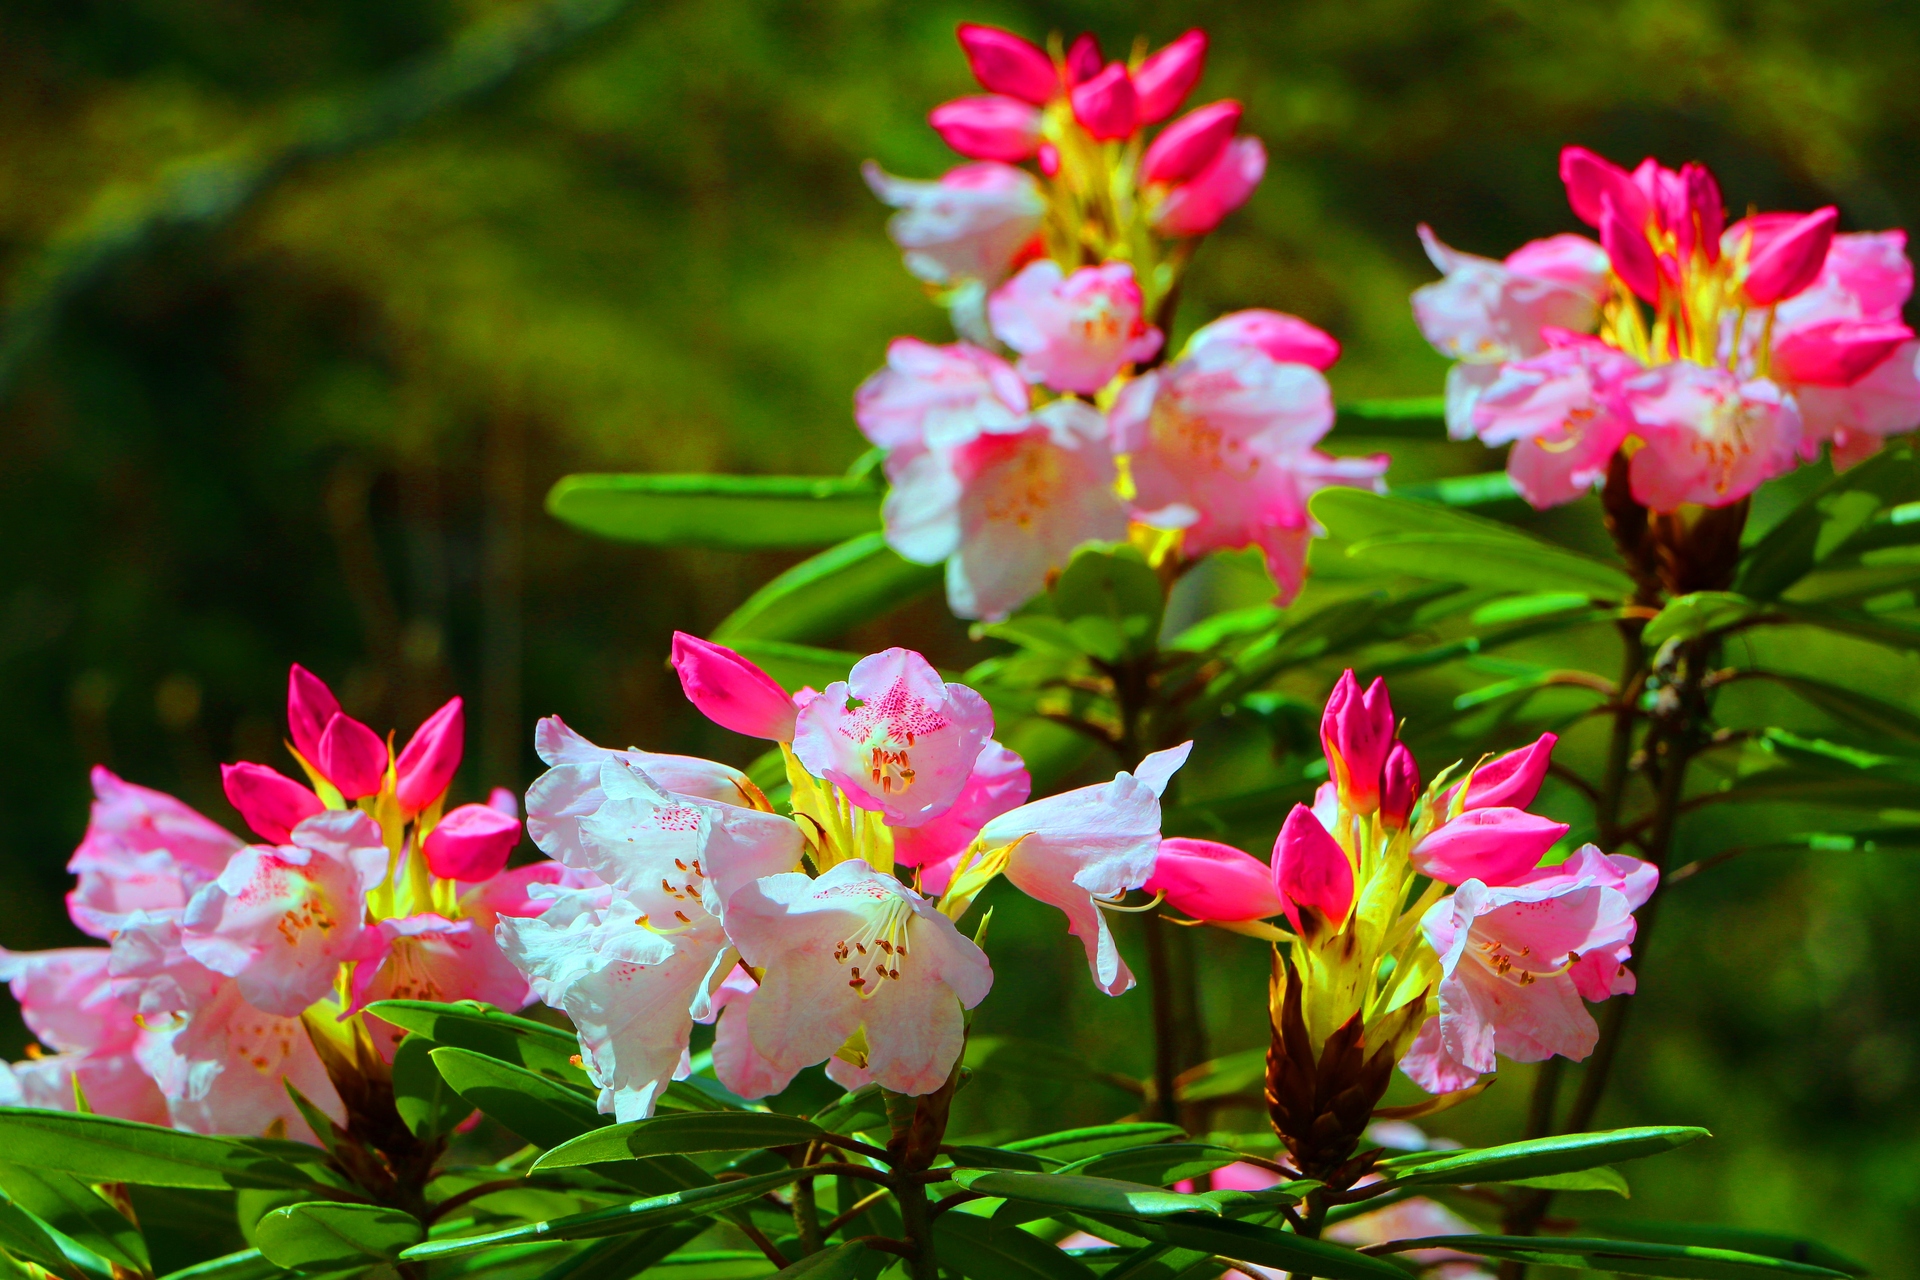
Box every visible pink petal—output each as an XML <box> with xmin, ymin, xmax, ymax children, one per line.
<box><xmin>1141</xmin><ymin>100</ymin><xmax>1241</xmax><ymax>187</ymax></box>
<box><xmin>1069</xmin><ymin>62</ymin><xmax>1137</xmax><ymax>141</ymax></box>
<box><xmin>394</xmin><ymin>697</ymin><xmax>465</xmax><ymax>814</ymax></box>
<box><xmin>1151</xmin><ymin>136</ymin><xmax>1265</xmax><ymax>239</ymax></box>
<box><xmin>955</xmin><ymin>23</ymin><xmax>1058</xmax><ymax>105</ymax></box>
<box><xmin>671</xmin><ymin>632</ymin><xmax>797</xmax><ymax>741</ymax></box>
<box><xmin>929</xmin><ymin>95</ymin><xmax>1043</xmax><ymax>162</ymax></box>
<box><xmin>286</xmin><ymin>664</ymin><xmax>342</xmax><ymax>766</ymax></box>
<box><xmin>1146</xmin><ymin>837</ymin><xmax>1282</xmax><ymax>922</ymax></box>
<box><xmin>1272</xmin><ymin>803</ymin><xmax>1354</xmax><ymax>933</ymax></box>
<box><xmin>1131</xmin><ymin>29</ymin><xmax>1207</xmax><ymax>124</ymax></box>
<box><xmin>423</xmin><ymin>803</ymin><xmax>523</xmax><ymax>881</ymax></box>
<box><xmin>1744</xmin><ymin>207</ymin><xmax>1839</xmax><ymax>305</ymax></box>
<box><xmin>1460</xmin><ymin>733</ymin><xmax>1558</xmax><ymax>811</ymax></box>
<box><xmin>1412</xmin><ymin>808</ymin><xmax>1567</xmax><ymax>887</ymax></box>
<box><xmin>220</xmin><ymin>762</ymin><xmax>324</xmax><ymax>846</ymax></box>
<box><xmin>317</xmin><ymin>712</ymin><xmax>388</xmax><ymax>801</ymax></box>
<box><xmin>1320</xmin><ymin>671</ymin><xmax>1394</xmax><ymax>813</ymax></box>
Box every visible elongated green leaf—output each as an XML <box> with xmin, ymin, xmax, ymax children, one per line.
<box><xmin>154</xmin><ymin>1249</ymin><xmax>280</xmax><ymax>1280</ymax></box>
<box><xmin>429</xmin><ymin>1047</ymin><xmax>604</xmax><ymax>1150</ymax></box>
<box><xmin>767</xmin><ymin>1242</ymin><xmax>870</xmax><ymax>1277</ymax></box>
<box><xmin>425</xmin><ymin>1240</ymin><xmax>575</xmax><ymax>1280</ymax></box>
<box><xmin>1503</xmin><ymin>1165</ymin><xmax>1629</xmax><ymax>1195</ymax></box>
<box><xmin>253</xmin><ymin>1202</ymin><xmax>422</xmax><ymax>1271</ymax></box>
<box><xmin>1738</xmin><ymin>446</ymin><xmax>1920</xmax><ymax>598</ymax></box>
<box><xmin>0</xmin><ymin>1164</ymin><xmax>150</xmax><ymax>1275</ymax></box>
<box><xmin>1644</xmin><ymin>592</ymin><xmax>1763</xmax><ymax>646</ymax></box>
<box><xmin>932</xmin><ymin>1210</ymin><xmax>1097</xmax><ymax>1280</ymax></box>
<box><xmin>547</xmin><ymin>474</ymin><xmax>881</xmax><ymax>550</ymax></box>
<box><xmin>1330</xmin><ymin>397</ymin><xmax>1447</xmax><ymax>438</ymax></box>
<box><xmin>1393</xmin><ymin>471</ymin><xmax>1522</xmax><ymax>509</ymax></box>
<box><xmin>1098</xmin><ymin>1244</ymin><xmax>1219</xmax><ymax>1280</ymax></box>
<box><xmin>534</xmin><ymin>1114</ymin><xmax>825</xmax><ymax>1170</ymax></box>
<box><xmin>1393</xmin><ymin>1235</ymin><xmax>1851</xmax><ymax>1278</ymax></box>
<box><xmin>0</xmin><ymin>1110</ymin><xmax>322</xmax><ymax>1191</ymax></box>
<box><xmin>1054</xmin><ymin>1145</ymin><xmax>1244</xmax><ymax>1188</ymax></box>
<box><xmin>1050</xmin><ymin>546</ymin><xmax>1164</xmax><ymax>662</ymax></box>
<box><xmin>391</xmin><ymin>1035</ymin><xmax>474</xmax><ymax>1140</ymax></box>
<box><xmin>400</xmin><ymin>1169</ymin><xmax>808</xmax><ymax>1261</ymax></box>
<box><xmin>949</xmin><ymin>1170</ymin><xmax>1217</xmax><ymax>1220</ymax></box>
<box><xmin>654</xmin><ymin>1078</ymin><xmax>750</xmax><ymax>1115</ymax></box>
<box><xmin>1084</xmin><ymin>1213</ymin><xmax>1408</xmax><ymax>1280</ymax></box>
<box><xmin>1379</xmin><ymin>1125</ymin><xmax>1707</xmax><ymax>1188</ymax></box>
<box><xmin>1346</xmin><ymin>533</ymin><xmax>1633</xmax><ymax>599</ymax></box>
<box><xmin>1003</xmin><ymin>1125</ymin><xmax>1184</xmax><ymax>1164</ymax></box>
<box><xmin>807</xmin><ymin>1085</ymin><xmax>886</xmax><ymax>1136</ymax></box>
<box><xmin>1589</xmin><ymin>1221</ymin><xmax>1868</xmax><ymax>1275</ymax></box>
<box><xmin>711</xmin><ymin>532</ymin><xmax>942</xmax><ymax>644</ymax></box>
<box><xmin>0</xmin><ymin>1191</ymin><xmax>86</xmax><ymax>1279</ymax></box>
<box><xmin>366</xmin><ymin>1001</ymin><xmax>588</xmax><ymax>1090</ymax></box>
<box><xmin>944</xmin><ymin>1146</ymin><xmax>1055</xmax><ymax>1173</ymax></box>
<box><xmin>1742</xmin><ymin>671</ymin><xmax>1920</xmax><ymax>743</ymax></box>
<box><xmin>531</xmin><ymin>1225</ymin><xmax>709</xmax><ymax>1280</ymax></box>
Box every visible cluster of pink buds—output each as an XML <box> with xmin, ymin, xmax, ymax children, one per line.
<box><xmin>0</xmin><ymin>667</ymin><xmax>560</xmax><ymax>1139</ymax></box>
<box><xmin>1144</xmin><ymin>671</ymin><xmax>1653</xmax><ymax>1173</ymax></box>
<box><xmin>1417</xmin><ymin>147</ymin><xmax>1920</xmax><ymax>510</ymax></box>
<box><xmin>858</xmin><ymin>23</ymin><xmax>1383</xmax><ymax>620</ymax></box>
<box><xmin>498</xmin><ymin>634</ymin><xmax>1188</xmax><ymax>1115</ymax></box>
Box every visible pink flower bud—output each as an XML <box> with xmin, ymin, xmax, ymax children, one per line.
<box><xmin>672</xmin><ymin>632</ymin><xmax>798</xmax><ymax>741</ymax></box>
<box><xmin>487</xmin><ymin>786</ymin><xmax>519</xmax><ymax>817</ymax></box>
<box><xmin>394</xmin><ymin>696</ymin><xmax>464</xmax><ymax>814</ymax></box>
<box><xmin>1065</xmin><ymin>33</ymin><xmax>1103</xmax><ymax>85</ymax></box>
<box><xmin>955</xmin><ymin>24</ymin><xmax>1059</xmax><ymax>105</ymax></box>
<box><xmin>1601</xmin><ymin>193</ymin><xmax>1661</xmax><ymax>304</ymax></box>
<box><xmin>1412</xmin><ymin>807</ymin><xmax>1568</xmax><ymax>886</ymax></box>
<box><xmin>1132</xmin><ymin>29</ymin><xmax>1208</xmax><ymax>125</ymax></box>
<box><xmin>1141</xmin><ymin>100</ymin><xmax>1241</xmax><ymax>186</ymax></box>
<box><xmin>1461</xmin><ymin>733</ymin><xmax>1558</xmax><ymax>810</ymax></box>
<box><xmin>1559</xmin><ymin>146</ymin><xmax>1649</xmax><ymax>231</ymax></box>
<box><xmin>1320</xmin><ymin>670</ymin><xmax>1395</xmax><ymax>813</ymax></box>
<box><xmin>1070</xmin><ymin>63</ymin><xmax>1138</xmax><ymax>142</ymax></box>
<box><xmin>929</xmin><ymin>96</ymin><xmax>1044</xmax><ymax>162</ymax></box>
<box><xmin>1272</xmin><ymin>804</ymin><xmax>1354</xmax><ymax>935</ymax></box>
<box><xmin>423</xmin><ymin>802</ymin><xmax>521</xmax><ymax>881</ymax></box>
<box><xmin>1380</xmin><ymin>743</ymin><xmax>1420</xmax><ymax>831</ymax></box>
<box><xmin>318</xmin><ymin>712</ymin><xmax>388</xmax><ymax>801</ymax></box>
<box><xmin>287</xmin><ymin>664</ymin><xmax>342</xmax><ymax>764</ymax></box>
<box><xmin>1037</xmin><ymin>142</ymin><xmax>1061</xmax><ymax>177</ymax></box>
<box><xmin>1151</xmin><ymin>135</ymin><xmax>1265</xmax><ymax>238</ymax></box>
<box><xmin>1744</xmin><ymin>206</ymin><xmax>1839</xmax><ymax>305</ymax></box>
<box><xmin>1774</xmin><ymin>319</ymin><xmax>1915</xmax><ymax>387</ymax></box>
<box><xmin>1683</xmin><ymin>162</ymin><xmax>1724</xmax><ymax>262</ymax></box>
<box><xmin>1146</xmin><ymin>837</ymin><xmax>1284</xmax><ymax>922</ymax></box>
<box><xmin>220</xmin><ymin>762</ymin><xmax>324</xmax><ymax>844</ymax></box>
<box><xmin>1186</xmin><ymin>308</ymin><xmax>1340</xmax><ymax>370</ymax></box>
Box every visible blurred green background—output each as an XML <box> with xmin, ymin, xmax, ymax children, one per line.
<box><xmin>2</xmin><ymin>0</ymin><xmax>1917</xmax><ymax>1270</ymax></box>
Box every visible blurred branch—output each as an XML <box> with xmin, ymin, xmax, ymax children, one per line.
<box><xmin>0</xmin><ymin>0</ymin><xmax>638</xmax><ymax>398</ymax></box>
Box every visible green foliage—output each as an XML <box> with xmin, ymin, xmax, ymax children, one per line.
<box><xmin>0</xmin><ymin>1111</ymin><xmax>332</xmax><ymax>1192</ymax></box>
<box><xmin>252</xmin><ymin>1202</ymin><xmax>423</xmax><ymax>1271</ymax></box>
<box><xmin>710</xmin><ymin>534</ymin><xmax>944</xmax><ymax>646</ymax></box>
<box><xmin>547</xmin><ymin>474</ymin><xmax>882</xmax><ymax>551</ymax></box>
<box><xmin>391</xmin><ymin>1035</ymin><xmax>475</xmax><ymax>1139</ymax></box>
<box><xmin>429</xmin><ymin>1047</ymin><xmax>606</xmax><ymax>1149</ymax></box>
<box><xmin>1378</xmin><ymin>1125</ymin><xmax>1709</xmax><ymax>1188</ymax></box>
<box><xmin>535</xmin><ymin>1113</ymin><xmax>826</xmax><ymax>1167</ymax></box>
<box><xmin>1391</xmin><ymin>1234</ymin><xmax>1856</xmax><ymax>1278</ymax></box>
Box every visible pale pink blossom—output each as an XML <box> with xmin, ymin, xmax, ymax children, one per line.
<box><xmin>855</xmin><ymin>339</ymin><xmax>1029</xmax><ymax>452</ymax></box>
<box><xmin>67</xmin><ymin>766</ymin><xmax>243</xmax><ymax>938</ymax></box>
<box><xmin>703</xmin><ymin>969</ymin><xmax>800</xmax><ymax>1100</ymax></box>
<box><xmin>351</xmin><ymin>915</ymin><xmax>533</xmax><ymax>1056</ymax></box>
<box><xmin>882</xmin><ymin>398</ymin><xmax>1128</xmax><ymax>622</ymax></box>
<box><xmin>178</xmin><ymin>810</ymin><xmax>389</xmax><ymax>1017</ymax></box>
<box><xmin>1468</xmin><ymin>338</ymin><xmax>1639</xmax><ymax>508</ymax></box>
<box><xmin>1326</xmin><ymin>1196</ymin><xmax>1495</xmax><ymax>1280</ymax></box>
<box><xmin>1623</xmin><ymin>363</ymin><xmax>1804</xmax><ymax>511</ymax></box>
<box><xmin>8</xmin><ymin>1049</ymin><xmax>169</xmax><ymax>1125</ymax></box>
<box><xmin>1150</xmin><ymin>136</ymin><xmax>1265</xmax><ymax>238</ymax></box>
<box><xmin>793</xmin><ymin>648</ymin><xmax>994</xmax><ymax>827</ymax></box>
<box><xmin>724</xmin><ymin>860</ymin><xmax>993</xmax><ymax>1096</ymax></box>
<box><xmin>1185</xmin><ymin>309</ymin><xmax>1341</xmax><ymax>370</ymax></box>
<box><xmin>988</xmin><ymin>261</ymin><xmax>1163</xmax><ymax>394</ymax></box>
<box><xmin>1144</xmin><ymin>837</ymin><xmax>1283</xmax><ymax>923</ymax></box>
<box><xmin>978</xmin><ymin>743</ymin><xmax>1190</xmax><ymax>995</ymax></box>
<box><xmin>892</xmin><ymin>741</ymin><xmax>1031</xmax><ymax>894</ymax></box>
<box><xmin>862</xmin><ymin>162</ymin><xmax>1045</xmax><ymax>289</ymax></box>
<box><xmin>1797</xmin><ymin>341</ymin><xmax>1920</xmax><ymax>466</ymax></box>
<box><xmin>1412</xmin><ymin>226</ymin><xmax>1609</xmax><ymax>376</ymax></box>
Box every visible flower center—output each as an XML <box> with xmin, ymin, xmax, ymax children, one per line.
<box><xmin>822</xmin><ymin>887</ymin><xmax>915</xmax><ymax>998</ymax></box>
<box><xmin>837</xmin><ymin>678</ymin><xmax>950</xmax><ymax>796</ymax></box>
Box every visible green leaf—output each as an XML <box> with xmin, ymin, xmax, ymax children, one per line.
<box><xmin>1589</xmin><ymin>1221</ymin><xmax>1868</xmax><ymax>1275</ymax></box>
<box><xmin>1503</xmin><ymin>1165</ymin><xmax>1630</xmax><ymax>1195</ymax></box>
<box><xmin>767</xmin><ymin>1242</ymin><xmax>871</xmax><ymax>1277</ymax></box>
<box><xmin>944</xmin><ymin>1146</ymin><xmax>1056</xmax><ymax>1173</ymax></box>
<box><xmin>1395</xmin><ymin>1235</ymin><xmax>1852</xmax><ymax>1278</ymax></box>
<box><xmin>153</xmin><ymin>1249</ymin><xmax>280</xmax><ymax>1280</ymax></box>
<box><xmin>1082</xmin><ymin>1213</ymin><xmax>1409</xmax><ymax>1280</ymax></box>
<box><xmin>530</xmin><ymin>1225</ymin><xmax>709</xmax><ymax>1280</ymax></box>
<box><xmin>253</xmin><ymin>1203</ymin><xmax>423</xmax><ymax>1272</ymax></box>
<box><xmin>1379</xmin><ymin>1125</ymin><xmax>1708</xmax><ymax>1188</ymax></box>
<box><xmin>1097</xmin><ymin>1244</ymin><xmax>1219</xmax><ymax>1280</ymax></box>
<box><xmin>0</xmin><ymin>1164</ymin><xmax>151</xmax><ymax>1275</ymax></box>
<box><xmin>931</xmin><ymin>1210</ymin><xmax>1097</xmax><ymax>1280</ymax></box>
<box><xmin>1330</xmin><ymin>397</ymin><xmax>1447</xmax><ymax>438</ymax></box>
<box><xmin>0</xmin><ymin>1189</ymin><xmax>87</xmax><ymax>1279</ymax></box>
<box><xmin>546</xmin><ymin>474</ymin><xmax>881</xmax><ymax>550</ymax></box>
<box><xmin>1737</xmin><ymin>446</ymin><xmax>1920</xmax><ymax>598</ymax></box>
<box><xmin>1643</xmin><ymin>592</ymin><xmax>1763</xmax><ymax>646</ymax></box>
<box><xmin>429</xmin><ymin>1047</ymin><xmax>605</xmax><ymax>1150</ymax></box>
<box><xmin>399</xmin><ymin>1169</ymin><xmax>809</xmax><ymax>1261</ymax></box>
<box><xmin>949</xmin><ymin>1170</ymin><xmax>1218</xmax><ymax>1220</ymax></box>
<box><xmin>711</xmin><ymin>532</ymin><xmax>942</xmax><ymax>644</ymax></box>
<box><xmin>533</xmin><ymin>1113</ymin><xmax>826</xmax><ymax>1170</ymax></box>
<box><xmin>1393</xmin><ymin>471</ymin><xmax>1522</xmax><ymax>509</ymax></box>
<box><xmin>364</xmin><ymin>1001</ymin><xmax>588</xmax><ymax>1091</ymax></box>
<box><xmin>1002</xmin><ymin>1125</ymin><xmax>1184</xmax><ymax>1165</ymax></box>
<box><xmin>0</xmin><ymin>1110</ymin><xmax>323</xmax><ymax>1191</ymax></box>
<box><xmin>1050</xmin><ymin>546</ymin><xmax>1165</xmax><ymax>661</ymax></box>
<box><xmin>390</xmin><ymin>1036</ymin><xmax>473</xmax><ymax>1140</ymax></box>
<box><xmin>808</xmin><ymin>1085</ymin><xmax>886</xmax><ymax>1136</ymax></box>
<box><xmin>1053</xmin><ymin>1145</ymin><xmax>1245</xmax><ymax>1188</ymax></box>
<box><xmin>1742</xmin><ymin>671</ymin><xmax>1920</xmax><ymax>744</ymax></box>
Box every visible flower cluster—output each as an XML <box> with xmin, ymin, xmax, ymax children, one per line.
<box><xmin>0</xmin><ymin>667</ymin><xmax>552</xmax><ymax>1139</ymax></box>
<box><xmin>1417</xmin><ymin>147</ymin><xmax>1920</xmax><ymax>510</ymax></box>
<box><xmin>1147</xmin><ymin>671</ymin><xmax>1652</xmax><ymax>1172</ymax></box>
<box><xmin>497</xmin><ymin>634</ymin><xmax>1188</xmax><ymax>1117</ymax></box>
<box><xmin>860</xmin><ymin>23</ymin><xmax>1383</xmax><ymax>621</ymax></box>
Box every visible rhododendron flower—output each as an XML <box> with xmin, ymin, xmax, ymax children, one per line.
<box><xmin>221</xmin><ymin>762</ymin><xmax>324</xmax><ymax>845</ymax></box>
<box><xmin>1132</xmin><ymin>29</ymin><xmax>1207</xmax><ymax>124</ymax></box>
<box><xmin>1151</xmin><ymin>136</ymin><xmax>1266</xmax><ymax>239</ymax></box>
<box><xmin>1403</xmin><ymin>845</ymin><xmax>1655</xmax><ymax>1094</ymax></box>
<box><xmin>928</xmin><ymin>95</ymin><xmax>1042</xmax><ymax>162</ymax></box>
<box><xmin>179</xmin><ymin>811</ymin><xmax>389</xmax><ymax>1017</ymax></box>
<box><xmin>725</xmin><ymin>860</ymin><xmax>993</xmax><ymax>1096</ymax></box>
<box><xmin>1321</xmin><ymin>670</ymin><xmax>1396</xmax><ymax>813</ymax></box>
<box><xmin>672</xmin><ymin>631</ymin><xmax>798</xmax><ymax>743</ymax></box>
<box><xmin>1417</xmin><ymin>149</ymin><xmax>1920</xmax><ymax>508</ymax></box>
<box><xmin>988</xmin><ymin>261</ymin><xmax>1163</xmax><ymax>393</ymax></box>
<box><xmin>855</xmin><ymin>338</ymin><xmax>1029</xmax><ymax>453</ymax></box>
<box><xmin>1411</xmin><ymin>807</ymin><xmax>1569</xmax><ymax>886</ymax></box>
<box><xmin>976</xmin><ymin>743</ymin><xmax>1191</xmax><ymax>996</ymax></box>
<box><xmin>422</xmin><ymin>802</ymin><xmax>523</xmax><ymax>880</ymax></box>
<box><xmin>793</xmin><ymin>648</ymin><xmax>994</xmax><ymax>827</ymax></box>
<box><xmin>862</xmin><ymin>162</ymin><xmax>1045</xmax><ymax>289</ymax></box>
<box><xmin>394</xmin><ymin>696</ymin><xmax>464</xmax><ymax>814</ymax></box>
<box><xmin>883</xmin><ymin>398</ymin><xmax>1128</xmax><ymax>622</ymax></box>
<box><xmin>1145</xmin><ymin>837</ymin><xmax>1283</xmax><ymax>923</ymax></box>
<box><xmin>954</xmin><ymin>24</ymin><xmax>1058</xmax><ymax>106</ymax></box>
<box><xmin>892</xmin><ymin>741</ymin><xmax>1030</xmax><ymax>893</ymax></box>
<box><xmin>67</xmin><ymin>766</ymin><xmax>242</xmax><ymax>937</ymax></box>
<box><xmin>1140</xmin><ymin>101</ymin><xmax>1241</xmax><ymax>187</ymax></box>
<box><xmin>1110</xmin><ymin>313</ymin><xmax>1386</xmax><ymax>601</ymax></box>
<box><xmin>0</xmin><ymin>947</ymin><xmax>168</xmax><ymax>1123</ymax></box>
